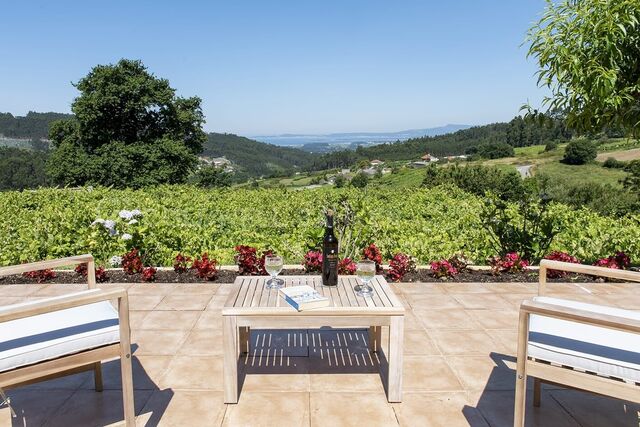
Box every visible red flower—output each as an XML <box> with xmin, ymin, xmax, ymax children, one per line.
<box><xmin>593</xmin><ymin>251</ymin><xmax>631</xmax><ymax>270</ymax></box>
<box><xmin>387</xmin><ymin>253</ymin><xmax>416</xmax><ymax>282</ymax></box>
<box><xmin>95</xmin><ymin>266</ymin><xmax>109</xmax><ymax>283</ymax></box>
<box><xmin>338</xmin><ymin>257</ymin><xmax>357</xmax><ymax>275</ymax></box>
<box><xmin>191</xmin><ymin>253</ymin><xmax>219</xmax><ymax>280</ymax></box>
<box><xmin>122</xmin><ymin>248</ymin><xmax>143</xmax><ymax>275</ymax></box>
<box><xmin>22</xmin><ymin>268</ymin><xmax>56</xmax><ymax>283</ymax></box>
<box><xmin>74</xmin><ymin>263</ymin><xmax>88</xmax><ymax>277</ymax></box>
<box><xmin>141</xmin><ymin>266</ymin><xmax>157</xmax><ymax>282</ymax></box>
<box><xmin>362</xmin><ymin>244</ymin><xmax>383</xmax><ymax>273</ymax></box>
<box><xmin>173</xmin><ymin>253</ymin><xmax>192</xmax><ymax>274</ymax></box>
<box><xmin>544</xmin><ymin>251</ymin><xmax>580</xmax><ymax>278</ymax></box>
<box><xmin>489</xmin><ymin>253</ymin><xmax>528</xmax><ymax>274</ymax></box>
<box><xmin>303</xmin><ymin>250</ymin><xmax>323</xmax><ymax>273</ymax></box>
<box><xmin>430</xmin><ymin>260</ymin><xmax>458</xmax><ymax>279</ymax></box>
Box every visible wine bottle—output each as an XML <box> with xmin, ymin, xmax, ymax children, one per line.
<box><xmin>322</xmin><ymin>209</ymin><xmax>339</xmax><ymax>286</ymax></box>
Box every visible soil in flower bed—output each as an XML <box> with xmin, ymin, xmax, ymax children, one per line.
<box><xmin>0</xmin><ymin>267</ymin><xmax>608</xmax><ymax>285</ymax></box>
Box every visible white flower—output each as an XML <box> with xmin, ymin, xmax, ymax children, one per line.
<box><xmin>119</xmin><ymin>210</ymin><xmax>133</xmax><ymax>220</ymax></box>
<box><xmin>131</xmin><ymin>209</ymin><xmax>142</xmax><ymax>218</ymax></box>
<box><xmin>128</xmin><ymin>219</ymin><xmax>138</xmax><ymax>225</ymax></box>
<box><xmin>109</xmin><ymin>256</ymin><xmax>123</xmax><ymax>267</ymax></box>
<box><xmin>91</xmin><ymin>218</ymin><xmax>106</xmax><ymax>226</ymax></box>
<box><xmin>121</xmin><ymin>233</ymin><xmax>133</xmax><ymax>241</ymax></box>
<box><xmin>104</xmin><ymin>220</ymin><xmax>116</xmax><ymax>230</ymax></box>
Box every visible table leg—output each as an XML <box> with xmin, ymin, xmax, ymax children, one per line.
<box><xmin>223</xmin><ymin>315</ymin><xmax>239</xmax><ymax>403</ymax></box>
<box><xmin>387</xmin><ymin>316</ymin><xmax>404</xmax><ymax>402</ymax></box>
<box><xmin>239</xmin><ymin>327</ymin><xmax>250</xmax><ymax>354</ymax></box>
<box><xmin>368</xmin><ymin>326</ymin><xmax>381</xmax><ymax>352</ymax></box>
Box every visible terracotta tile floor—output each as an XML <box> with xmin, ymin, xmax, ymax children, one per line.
<box><xmin>1</xmin><ymin>281</ymin><xmax>640</xmax><ymax>426</ymax></box>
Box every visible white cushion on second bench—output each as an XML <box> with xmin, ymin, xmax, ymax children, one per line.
<box><xmin>0</xmin><ymin>291</ymin><xmax>120</xmax><ymax>373</ymax></box>
<box><xmin>528</xmin><ymin>296</ymin><xmax>640</xmax><ymax>383</ymax></box>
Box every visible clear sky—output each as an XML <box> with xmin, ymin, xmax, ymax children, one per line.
<box><xmin>1</xmin><ymin>0</ymin><xmax>548</xmax><ymax>135</ymax></box>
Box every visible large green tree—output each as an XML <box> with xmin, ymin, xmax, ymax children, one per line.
<box><xmin>527</xmin><ymin>0</ymin><xmax>640</xmax><ymax>134</ymax></box>
<box><xmin>47</xmin><ymin>59</ymin><xmax>206</xmax><ymax>188</ymax></box>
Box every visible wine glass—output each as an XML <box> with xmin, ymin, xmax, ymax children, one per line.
<box><xmin>265</xmin><ymin>255</ymin><xmax>284</xmax><ymax>289</ymax></box>
<box><xmin>355</xmin><ymin>260</ymin><xmax>375</xmax><ymax>297</ymax></box>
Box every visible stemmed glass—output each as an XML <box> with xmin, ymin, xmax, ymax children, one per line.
<box><xmin>265</xmin><ymin>255</ymin><xmax>284</xmax><ymax>289</ymax></box>
<box><xmin>355</xmin><ymin>260</ymin><xmax>375</xmax><ymax>297</ymax></box>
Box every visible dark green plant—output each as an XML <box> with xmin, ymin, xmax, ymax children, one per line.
<box><xmin>350</xmin><ymin>172</ymin><xmax>369</xmax><ymax>188</ymax></box>
<box><xmin>47</xmin><ymin>59</ymin><xmax>206</xmax><ymax>188</ymax></box>
<box><xmin>194</xmin><ymin>166</ymin><xmax>231</xmax><ymax>188</ymax></box>
<box><xmin>481</xmin><ymin>193</ymin><xmax>562</xmax><ymax>263</ymax></box>
<box><xmin>602</xmin><ymin>157</ymin><xmax>626</xmax><ymax>169</ymax></box>
<box><xmin>527</xmin><ymin>0</ymin><xmax>640</xmax><ymax>134</ymax></box>
<box><xmin>333</xmin><ymin>174</ymin><xmax>346</xmax><ymax>188</ymax></box>
<box><xmin>562</xmin><ymin>140</ymin><xmax>597</xmax><ymax>165</ymax></box>
<box><xmin>544</xmin><ymin>141</ymin><xmax>558</xmax><ymax>152</ymax></box>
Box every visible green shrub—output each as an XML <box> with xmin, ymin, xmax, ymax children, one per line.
<box><xmin>602</xmin><ymin>157</ymin><xmax>626</xmax><ymax>169</ymax></box>
<box><xmin>350</xmin><ymin>172</ymin><xmax>369</xmax><ymax>188</ymax></box>
<box><xmin>476</xmin><ymin>142</ymin><xmax>515</xmax><ymax>159</ymax></box>
<box><xmin>562</xmin><ymin>140</ymin><xmax>597</xmax><ymax>165</ymax></box>
<box><xmin>544</xmin><ymin>141</ymin><xmax>558</xmax><ymax>152</ymax></box>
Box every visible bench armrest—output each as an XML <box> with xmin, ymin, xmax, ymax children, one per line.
<box><xmin>0</xmin><ymin>255</ymin><xmax>98</xmax><ymax>289</ymax></box>
<box><xmin>520</xmin><ymin>299</ymin><xmax>640</xmax><ymax>335</ymax></box>
<box><xmin>0</xmin><ymin>288</ymin><xmax>128</xmax><ymax>324</ymax></box>
<box><xmin>538</xmin><ymin>260</ymin><xmax>640</xmax><ymax>296</ymax></box>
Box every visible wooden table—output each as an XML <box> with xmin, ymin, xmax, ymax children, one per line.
<box><xmin>222</xmin><ymin>275</ymin><xmax>405</xmax><ymax>403</ymax></box>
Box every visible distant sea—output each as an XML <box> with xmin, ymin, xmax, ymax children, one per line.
<box><xmin>252</xmin><ymin>124</ymin><xmax>471</xmax><ymax>149</ymax></box>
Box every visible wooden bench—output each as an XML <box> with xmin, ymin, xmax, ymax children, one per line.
<box><xmin>222</xmin><ymin>275</ymin><xmax>405</xmax><ymax>403</ymax></box>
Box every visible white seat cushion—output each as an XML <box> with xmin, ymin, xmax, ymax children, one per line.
<box><xmin>529</xmin><ymin>296</ymin><xmax>640</xmax><ymax>382</ymax></box>
<box><xmin>0</xmin><ymin>291</ymin><xmax>120</xmax><ymax>373</ymax></box>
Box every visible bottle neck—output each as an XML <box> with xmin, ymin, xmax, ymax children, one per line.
<box><xmin>325</xmin><ymin>216</ymin><xmax>335</xmax><ymax>236</ymax></box>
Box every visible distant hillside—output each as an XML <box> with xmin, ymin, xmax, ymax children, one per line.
<box><xmin>202</xmin><ymin>133</ymin><xmax>317</xmax><ymax>179</ymax></box>
<box><xmin>0</xmin><ymin>112</ymin><xmax>72</xmax><ymax>139</ymax></box>
<box><xmin>309</xmin><ymin>115</ymin><xmax>572</xmax><ymax>169</ymax></box>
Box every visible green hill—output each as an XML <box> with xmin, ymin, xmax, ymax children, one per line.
<box><xmin>0</xmin><ymin>112</ymin><xmax>73</xmax><ymax>139</ymax></box>
<box><xmin>202</xmin><ymin>133</ymin><xmax>317</xmax><ymax>180</ymax></box>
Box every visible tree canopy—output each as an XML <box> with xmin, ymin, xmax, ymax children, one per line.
<box><xmin>47</xmin><ymin>59</ymin><xmax>207</xmax><ymax>188</ymax></box>
<box><xmin>527</xmin><ymin>0</ymin><xmax>640</xmax><ymax>134</ymax></box>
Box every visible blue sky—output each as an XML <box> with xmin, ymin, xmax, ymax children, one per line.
<box><xmin>2</xmin><ymin>1</ymin><xmax>547</xmax><ymax>135</ymax></box>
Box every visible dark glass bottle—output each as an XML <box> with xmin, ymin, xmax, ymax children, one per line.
<box><xmin>322</xmin><ymin>210</ymin><xmax>339</xmax><ymax>286</ymax></box>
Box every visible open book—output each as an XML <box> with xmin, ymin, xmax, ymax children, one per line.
<box><xmin>279</xmin><ymin>285</ymin><xmax>330</xmax><ymax>311</ymax></box>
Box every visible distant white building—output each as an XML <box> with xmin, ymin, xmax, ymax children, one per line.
<box><xmin>199</xmin><ymin>156</ymin><xmax>234</xmax><ymax>173</ymax></box>
<box><xmin>370</xmin><ymin>159</ymin><xmax>384</xmax><ymax>166</ymax></box>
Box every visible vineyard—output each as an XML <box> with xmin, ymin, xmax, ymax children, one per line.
<box><xmin>1</xmin><ymin>185</ymin><xmax>639</xmax><ymax>267</ymax></box>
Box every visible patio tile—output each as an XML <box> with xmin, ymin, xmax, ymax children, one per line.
<box><xmin>0</xmin><ymin>389</ymin><xmax>75</xmax><ymax>426</ymax></box>
<box><xmin>126</xmin><ymin>283</ymin><xmax>175</xmax><ymax>296</ymax></box>
<box><xmin>78</xmin><ymin>355</ymin><xmax>173</xmax><ymax>390</ymax></box>
<box><xmin>44</xmin><ymin>389</ymin><xmax>152</xmax><ymax>427</ymax></box>
<box><xmin>413</xmin><ymin>308</ymin><xmax>480</xmax><ymax>330</ymax></box>
<box><xmin>169</xmin><ymin>283</ymin><xmax>220</xmax><ymax>295</ymax></box>
<box><xmin>194</xmin><ymin>310</ymin><xmax>223</xmax><ymax>329</ymax></box>
<box><xmin>160</xmin><ymin>356</ymin><xmax>222</xmax><ymax>390</ymax></box>
<box><xmin>446</xmin><ymin>355</ymin><xmax>522</xmax><ymax>391</ymax></box>
<box><xmin>466</xmin><ymin>309</ymin><xmax>519</xmax><ymax>330</ymax></box>
<box><xmin>485</xmin><ymin>330</ymin><xmax>519</xmax><ymax>355</ymax></box>
<box><xmin>309</xmin><ymin>372</ymin><xmax>384</xmax><ymax>393</ymax></box>
<box><xmin>177</xmin><ymin>329</ymin><xmax>222</xmax><ymax>356</ymax></box>
<box><xmin>392</xmin><ymin>392</ymin><xmax>490</xmax><ymax>427</ymax></box>
<box><xmin>441</xmin><ymin>282</ymin><xmax>492</xmax><ymax>294</ymax></box>
<box><xmin>0</xmin><ymin>284</ymin><xmax>46</xmax><ymax>296</ymax></box>
<box><xmin>429</xmin><ymin>330</ymin><xmax>499</xmax><ymax>355</ymax></box>
<box><xmin>310</xmin><ymin>392</ymin><xmax>396</xmax><ymax>427</ymax></box>
<box><xmin>469</xmin><ymin>389</ymin><xmax>579</xmax><ymax>427</ymax></box>
<box><xmin>128</xmin><ymin>294</ymin><xmax>164</xmax><ymax>310</ymax></box>
<box><xmin>403</xmin><ymin>329</ymin><xmax>440</xmax><ymax>355</ymax></box>
<box><xmin>30</xmin><ymin>283</ymin><xmax>88</xmax><ymax>296</ymax></box>
<box><xmin>549</xmin><ymin>389</ymin><xmax>640</xmax><ymax>427</ymax></box>
<box><xmin>451</xmin><ymin>294</ymin><xmax>510</xmax><ymax>310</ymax></box>
<box><xmin>403</xmin><ymin>356</ymin><xmax>464</xmax><ymax>392</ymax></box>
<box><xmin>138</xmin><ymin>310</ymin><xmax>201</xmax><ymax>330</ymax></box>
<box><xmin>131</xmin><ymin>329</ymin><xmax>189</xmax><ymax>356</ymax></box>
<box><xmin>155</xmin><ymin>294</ymin><xmax>212</xmax><ymax>310</ymax></box>
<box><xmin>21</xmin><ymin>370</ymin><xmax>91</xmax><ymax>390</ymax></box>
<box><xmin>206</xmin><ymin>294</ymin><xmax>230</xmax><ymax>310</ymax></box>
<box><xmin>407</xmin><ymin>294</ymin><xmax>463</xmax><ymax>310</ymax></box>
<box><xmin>481</xmin><ymin>283</ymin><xmax>537</xmax><ymax>294</ymax></box>
<box><xmin>394</xmin><ymin>283</ymin><xmax>447</xmax><ymax>295</ymax></box>
<box><xmin>224</xmin><ymin>392</ymin><xmax>309</xmax><ymax>426</ymax></box>
<box><xmin>128</xmin><ymin>310</ymin><xmax>150</xmax><ymax>328</ymax></box>
<box><xmin>241</xmin><ymin>357</ymin><xmax>311</xmax><ymax>392</ymax></box>
<box><xmin>138</xmin><ymin>390</ymin><xmax>226</xmax><ymax>426</ymax></box>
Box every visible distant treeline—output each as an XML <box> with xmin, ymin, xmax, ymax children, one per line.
<box><xmin>308</xmin><ymin>115</ymin><xmax>575</xmax><ymax>169</ymax></box>
<box><xmin>0</xmin><ymin>112</ymin><xmax>73</xmax><ymax>139</ymax></box>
